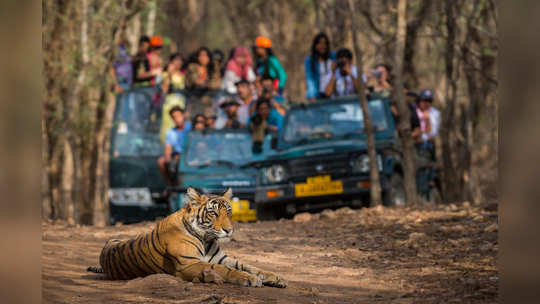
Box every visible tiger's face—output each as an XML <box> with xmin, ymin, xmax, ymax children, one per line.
<box><xmin>184</xmin><ymin>187</ymin><xmax>234</xmax><ymax>241</ymax></box>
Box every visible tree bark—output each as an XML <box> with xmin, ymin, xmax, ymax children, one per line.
<box><xmin>440</xmin><ymin>0</ymin><xmax>460</xmax><ymax>203</ymax></box>
<box><xmin>348</xmin><ymin>0</ymin><xmax>382</xmax><ymax>206</ymax></box>
<box><xmin>393</xmin><ymin>0</ymin><xmax>418</xmax><ymax>206</ymax></box>
<box><xmin>146</xmin><ymin>0</ymin><xmax>157</xmax><ymax>36</ymax></box>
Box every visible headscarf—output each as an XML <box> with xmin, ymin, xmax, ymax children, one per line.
<box><xmin>225</xmin><ymin>47</ymin><xmax>252</xmax><ymax>79</ymax></box>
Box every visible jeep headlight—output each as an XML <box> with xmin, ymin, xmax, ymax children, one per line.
<box><xmin>261</xmin><ymin>164</ymin><xmax>286</xmax><ymax>184</ymax></box>
<box><xmin>108</xmin><ymin>188</ymin><xmax>152</xmax><ymax>206</ymax></box>
<box><xmin>352</xmin><ymin>154</ymin><xmax>383</xmax><ymax>172</ymax></box>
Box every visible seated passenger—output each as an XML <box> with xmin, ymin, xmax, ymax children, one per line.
<box><xmin>322</xmin><ymin>48</ymin><xmax>359</xmax><ymax>98</ymax></box>
<box><xmin>185</xmin><ymin>47</ymin><xmax>221</xmax><ymax>90</ymax></box>
<box><xmin>157</xmin><ymin>106</ymin><xmax>192</xmax><ymax>185</ymax></box>
<box><xmin>215</xmin><ymin>98</ymin><xmax>245</xmax><ymax>129</ymax></box>
<box><xmin>416</xmin><ymin>89</ymin><xmax>441</xmax><ymax>159</ymax></box>
<box><xmin>206</xmin><ymin>114</ymin><xmax>216</xmax><ymax>129</ymax></box>
<box><xmin>253</xmin><ymin>36</ymin><xmax>287</xmax><ymax>94</ymax></box>
<box><xmin>131</xmin><ymin>35</ymin><xmax>152</xmax><ymax>87</ymax></box>
<box><xmin>304</xmin><ymin>32</ymin><xmax>335</xmax><ymax>101</ymax></box>
<box><xmin>192</xmin><ymin>114</ymin><xmax>207</xmax><ymax>131</ymax></box>
<box><xmin>221</xmin><ymin>47</ymin><xmax>256</xmax><ymax>94</ymax></box>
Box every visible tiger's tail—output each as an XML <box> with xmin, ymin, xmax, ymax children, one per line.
<box><xmin>87</xmin><ymin>266</ymin><xmax>104</xmax><ymax>274</ymax></box>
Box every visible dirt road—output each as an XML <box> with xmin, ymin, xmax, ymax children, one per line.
<box><xmin>42</xmin><ymin>203</ymin><xmax>498</xmax><ymax>303</ymax></box>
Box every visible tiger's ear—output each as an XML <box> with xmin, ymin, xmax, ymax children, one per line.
<box><xmin>186</xmin><ymin>187</ymin><xmax>201</xmax><ymax>203</ymax></box>
<box><xmin>222</xmin><ymin>187</ymin><xmax>233</xmax><ymax>200</ymax></box>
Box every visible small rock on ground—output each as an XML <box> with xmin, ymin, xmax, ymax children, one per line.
<box><xmin>320</xmin><ymin>209</ymin><xmax>337</xmax><ymax>220</ymax></box>
<box><xmin>293</xmin><ymin>212</ymin><xmax>313</xmax><ymax>223</ymax></box>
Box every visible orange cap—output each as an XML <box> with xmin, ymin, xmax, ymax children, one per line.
<box><xmin>254</xmin><ymin>36</ymin><xmax>272</xmax><ymax>48</ymax></box>
<box><xmin>150</xmin><ymin>35</ymin><xmax>163</xmax><ymax>47</ymax></box>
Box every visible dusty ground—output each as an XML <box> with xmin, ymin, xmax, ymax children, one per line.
<box><xmin>42</xmin><ymin>202</ymin><xmax>498</xmax><ymax>303</ymax></box>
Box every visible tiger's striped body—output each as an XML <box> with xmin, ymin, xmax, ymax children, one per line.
<box><xmin>89</xmin><ymin>187</ymin><xmax>286</xmax><ymax>287</ymax></box>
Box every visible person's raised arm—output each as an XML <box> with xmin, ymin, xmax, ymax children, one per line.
<box><xmin>271</xmin><ymin>99</ymin><xmax>286</xmax><ymax>116</ymax></box>
<box><xmin>323</xmin><ymin>62</ymin><xmax>337</xmax><ymax>97</ymax></box>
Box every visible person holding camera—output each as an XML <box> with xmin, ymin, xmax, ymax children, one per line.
<box><xmin>258</xmin><ymin>74</ymin><xmax>287</xmax><ymax>112</ymax></box>
<box><xmin>366</xmin><ymin>63</ymin><xmax>393</xmax><ymax>98</ymax></box>
<box><xmin>322</xmin><ymin>48</ymin><xmax>359</xmax><ymax>98</ymax></box>
<box><xmin>249</xmin><ymin>98</ymin><xmax>283</xmax><ymax>153</ymax></box>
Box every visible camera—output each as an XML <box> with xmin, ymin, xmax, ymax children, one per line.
<box><xmin>251</xmin><ymin>114</ymin><xmax>263</xmax><ymax>126</ymax></box>
<box><xmin>370</xmin><ymin>69</ymin><xmax>382</xmax><ymax>79</ymax></box>
<box><xmin>337</xmin><ymin>59</ymin><xmax>346</xmax><ymax>69</ymax></box>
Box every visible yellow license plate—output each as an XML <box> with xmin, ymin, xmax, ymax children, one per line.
<box><xmin>231</xmin><ymin>200</ymin><xmax>257</xmax><ymax>222</ymax></box>
<box><xmin>295</xmin><ymin>175</ymin><xmax>343</xmax><ymax>197</ymax></box>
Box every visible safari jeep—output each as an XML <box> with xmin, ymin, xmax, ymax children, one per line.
<box><xmin>254</xmin><ymin>96</ymin><xmax>410</xmax><ymax>220</ymax></box>
<box><xmin>108</xmin><ymin>87</ymin><xmax>169</xmax><ymax>224</ymax></box>
<box><xmin>168</xmin><ymin>129</ymin><xmax>271</xmax><ymax>222</ymax></box>
<box><xmin>108</xmin><ymin>88</ymin><xmax>232</xmax><ymax>224</ymax></box>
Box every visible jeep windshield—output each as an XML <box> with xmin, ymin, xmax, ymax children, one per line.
<box><xmin>283</xmin><ymin>99</ymin><xmax>389</xmax><ymax>144</ymax></box>
<box><xmin>112</xmin><ymin>90</ymin><xmax>163</xmax><ymax>156</ymax></box>
<box><xmin>184</xmin><ymin>131</ymin><xmax>254</xmax><ymax>168</ymax></box>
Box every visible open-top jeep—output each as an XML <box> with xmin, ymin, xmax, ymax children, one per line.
<box><xmin>167</xmin><ymin>129</ymin><xmax>271</xmax><ymax>222</ymax></box>
<box><xmin>254</xmin><ymin>96</ymin><xmax>421</xmax><ymax>220</ymax></box>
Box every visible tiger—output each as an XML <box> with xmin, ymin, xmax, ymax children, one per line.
<box><xmin>87</xmin><ymin>187</ymin><xmax>287</xmax><ymax>288</ymax></box>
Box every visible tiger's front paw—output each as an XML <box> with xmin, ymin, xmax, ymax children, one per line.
<box><xmin>234</xmin><ymin>272</ymin><xmax>262</xmax><ymax>287</ymax></box>
<box><xmin>259</xmin><ymin>271</ymin><xmax>287</xmax><ymax>288</ymax></box>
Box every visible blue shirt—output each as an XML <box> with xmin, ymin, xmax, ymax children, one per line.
<box><xmin>165</xmin><ymin>122</ymin><xmax>192</xmax><ymax>153</ymax></box>
<box><xmin>249</xmin><ymin>110</ymin><xmax>284</xmax><ymax>130</ymax></box>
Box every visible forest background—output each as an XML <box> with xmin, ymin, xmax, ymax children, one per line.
<box><xmin>42</xmin><ymin>0</ymin><xmax>498</xmax><ymax>226</ymax></box>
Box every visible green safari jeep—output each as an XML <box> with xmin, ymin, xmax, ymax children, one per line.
<box><xmin>108</xmin><ymin>87</ymin><xmax>168</xmax><ymax>224</ymax></box>
<box><xmin>254</xmin><ymin>96</ymin><xmax>409</xmax><ymax>220</ymax></box>
<box><xmin>168</xmin><ymin>129</ymin><xmax>272</xmax><ymax>222</ymax></box>
<box><xmin>108</xmin><ymin>88</ymin><xmax>233</xmax><ymax>224</ymax></box>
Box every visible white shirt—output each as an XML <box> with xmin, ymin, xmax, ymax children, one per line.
<box><xmin>318</xmin><ymin>60</ymin><xmax>333</xmax><ymax>94</ymax></box>
<box><xmin>221</xmin><ymin>68</ymin><xmax>256</xmax><ymax>94</ymax></box>
<box><xmin>215</xmin><ymin>97</ymin><xmax>253</xmax><ymax>129</ymax></box>
<box><xmin>321</xmin><ymin>66</ymin><xmax>358</xmax><ymax>97</ymax></box>
<box><xmin>417</xmin><ymin>107</ymin><xmax>441</xmax><ymax>141</ymax></box>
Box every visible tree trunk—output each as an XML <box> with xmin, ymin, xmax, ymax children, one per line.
<box><xmin>313</xmin><ymin>0</ymin><xmax>322</xmax><ymax>31</ymax></box>
<box><xmin>42</xmin><ymin>119</ymin><xmax>52</xmax><ymax>220</ymax></box>
<box><xmin>393</xmin><ymin>0</ymin><xmax>418</xmax><ymax>206</ymax></box>
<box><xmin>127</xmin><ymin>13</ymin><xmax>141</xmax><ymax>54</ymax></box>
<box><xmin>440</xmin><ymin>0</ymin><xmax>460</xmax><ymax>203</ymax></box>
<box><xmin>61</xmin><ymin>140</ymin><xmax>76</xmax><ymax>225</ymax></box>
<box><xmin>348</xmin><ymin>0</ymin><xmax>382</xmax><ymax>206</ymax></box>
<box><xmin>146</xmin><ymin>0</ymin><xmax>157</xmax><ymax>36</ymax></box>
<box><xmin>92</xmin><ymin>91</ymin><xmax>117</xmax><ymax>227</ymax></box>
